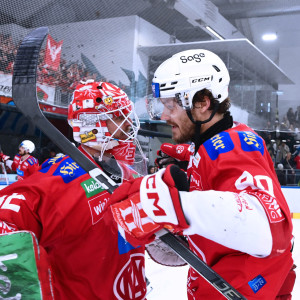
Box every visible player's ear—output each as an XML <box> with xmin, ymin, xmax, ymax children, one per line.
<box><xmin>192</xmin><ymin>95</ymin><xmax>210</xmax><ymax>119</ymax></box>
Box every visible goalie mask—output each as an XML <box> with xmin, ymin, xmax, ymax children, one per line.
<box><xmin>68</xmin><ymin>80</ymin><xmax>141</xmax><ymax>164</ymax></box>
<box><xmin>146</xmin><ymin>49</ymin><xmax>230</xmax><ymax>120</ymax></box>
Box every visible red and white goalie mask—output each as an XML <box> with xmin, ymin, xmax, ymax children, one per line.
<box><xmin>68</xmin><ymin>80</ymin><xmax>141</xmax><ymax>164</ymax></box>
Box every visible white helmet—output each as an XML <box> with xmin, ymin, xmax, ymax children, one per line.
<box><xmin>19</xmin><ymin>140</ymin><xmax>35</xmax><ymax>153</ymax></box>
<box><xmin>148</xmin><ymin>49</ymin><xmax>230</xmax><ymax>119</ymax></box>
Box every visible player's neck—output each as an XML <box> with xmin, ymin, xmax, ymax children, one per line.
<box><xmin>21</xmin><ymin>154</ymin><xmax>30</xmax><ymax>161</ymax></box>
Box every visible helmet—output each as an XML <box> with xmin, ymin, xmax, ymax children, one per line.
<box><xmin>19</xmin><ymin>140</ymin><xmax>35</xmax><ymax>153</ymax></box>
<box><xmin>148</xmin><ymin>49</ymin><xmax>230</xmax><ymax>119</ymax></box>
<box><xmin>68</xmin><ymin>80</ymin><xmax>140</xmax><ymax>163</ymax></box>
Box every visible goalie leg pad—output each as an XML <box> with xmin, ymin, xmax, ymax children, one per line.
<box><xmin>0</xmin><ymin>231</ymin><xmax>53</xmax><ymax>299</ymax></box>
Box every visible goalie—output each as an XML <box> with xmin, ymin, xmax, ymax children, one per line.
<box><xmin>0</xmin><ymin>80</ymin><xmax>148</xmax><ymax>299</ymax></box>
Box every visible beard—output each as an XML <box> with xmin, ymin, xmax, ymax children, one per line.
<box><xmin>168</xmin><ymin>121</ymin><xmax>195</xmax><ymax>144</ymax></box>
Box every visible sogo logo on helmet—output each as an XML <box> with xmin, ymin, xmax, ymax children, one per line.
<box><xmin>180</xmin><ymin>53</ymin><xmax>205</xmax><ymax>63</ymax></box>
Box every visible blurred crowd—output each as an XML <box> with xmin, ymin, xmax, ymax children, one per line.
<box><xmin>259</xmin><ymin>129</ymin><xmax>300</xmax><ymax>186</ymax></box>
<box><xmin>0</xmin><ymin>32</ymin><xmax>102</xmax><ymax>93</ymax></box>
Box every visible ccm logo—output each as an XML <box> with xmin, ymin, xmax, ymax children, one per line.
<box><xmin>191</xmin><ymin>77</ymin><xmax>210</xmax><ymax>83</ymax></box>
<box><xmin>145</xmin><ymin>175</ymin><xmax>166</xmax><ymax>216</ymax></box>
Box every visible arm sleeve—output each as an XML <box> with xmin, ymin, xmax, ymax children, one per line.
<box><xmin>180</xmin><ymin>190</ymin><xmax>272</xmax><ymax>257</ymax></box>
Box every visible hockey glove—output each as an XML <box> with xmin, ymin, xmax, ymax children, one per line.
<box><xmin>155</xmin><ymin>143</ymin><xmax>191</xmax><ymax>170</ymax></box>
<box><xmin>0</xmin><ymin>152</ymin><xmax>10</xmax><ymax>163</ymax></box>
<box><xmin>110</xmin><ymin>165</ymin><xmax>189</xmax><ymax>246</ymax></box>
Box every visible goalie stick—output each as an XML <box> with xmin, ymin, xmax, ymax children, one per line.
<box><xmin>12</xmin><ymin>27</ymin><xmax>246</xmax><ymax>300</ymax></box>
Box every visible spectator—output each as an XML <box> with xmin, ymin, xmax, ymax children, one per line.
<box><xmin>293</xmin><ymin>147</ymin><xmax>300</xmax><ymax>185</ymax></box>
<box><xmin>268</xmin><ymin>148</ymin><xmax>276</xmax><ymax>166</ymax></box>
<box><xmin>295</xmin><ymin>106</ymin><xmax>300</xmax><ymax>128</ymax></box>
<box><xmin>276</xmin><ymin>163</ymin><xmax>287</xmax><ymax>186</ymax></box>
<box><xmin>282</xmin><ymin>152</ymin><xmax>295</xmax><ymax>184</ymax></box>
<box><xmin>148</xmin><ymin>165</ymin><xmax>157</xmax><ymax>174</ymax></box>
<box><xmin>286</xmin><ymin>107</ymin><xmax>295</xmax><ymax>126</ymax></box>
<box><xmin>276</xmin><ymin>141</ymin><xmax>290</xmax><ymax>164</ymax></box>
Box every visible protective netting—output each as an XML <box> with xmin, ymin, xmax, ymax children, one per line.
<box><xmin>0</xmin><ymin>0</ymin><xmax>285</xmax><ymax>127</ymax></box>
<box><xmin>0</xmin><ymin>0</ymin><xmax>299</xmax><ymax>178</ymax></box>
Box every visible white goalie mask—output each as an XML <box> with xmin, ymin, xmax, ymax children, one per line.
<box><xmin>146</xmin><ymin>49</ymin><xmax>230</xmax><ymax>120</ymax></box>
<box><xmin>68</xmin><ymin>80</ymin><xmax>142</xmax><ymax>165</ymax></box>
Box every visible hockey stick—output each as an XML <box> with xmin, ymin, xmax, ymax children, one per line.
<box><xmin>12</xmin><ymin>27</ymin><xmax>246</xmax><ymax>300</ymax></box>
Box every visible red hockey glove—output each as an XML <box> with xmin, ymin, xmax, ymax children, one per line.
<box><xmin>110</xmin><ymin>165</ymin><xmax>189</xmax><ymax>246</ymax></box>
<box><xmin>155</xmin><ymin>143</ymin><xmax>191</xmax><ymax>170</ymax></box>
<box><xmin>110</xmin><ymin>177</ymin><xmax>162</xmax><ymax>246</ymax></box>
<box><xmin>0</xmin><ymin>152</ymin><xmax>10</xmax><ymax>163</ymax></box>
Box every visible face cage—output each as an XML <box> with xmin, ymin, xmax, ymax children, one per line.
<box><xmin>76</xmin><ymin>102</ymin><xmax>141</xmax><ymax>161</ymax></box>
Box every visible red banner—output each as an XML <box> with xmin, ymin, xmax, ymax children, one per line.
<box><xmin>44</xmin><ymin>35</ymin><xmax>63</xmax><ymax>71</ymax></box>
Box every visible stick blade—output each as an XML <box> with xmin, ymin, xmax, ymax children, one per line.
<box><xmin>12</xmin><ymin>27</ymin><xmax>49</xmax><ymax>115</ymax></box>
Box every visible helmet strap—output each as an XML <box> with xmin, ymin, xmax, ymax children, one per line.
<box><xmin>186</xmin><ymin>103</ymin><xmax>219</xmax><ymax>153</ymax></box>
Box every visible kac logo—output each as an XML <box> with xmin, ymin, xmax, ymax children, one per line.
<box><xmin>113</xmin><ymin>254</ymin><xmax>146</xmax><ymax>300</ymax></box>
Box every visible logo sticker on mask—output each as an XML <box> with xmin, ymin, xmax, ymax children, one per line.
<box><xmin>104</xmin><ymin>96</ymin><xmax>113</xmax><ymax>105</ymax></box>
<box><xmin>80</xmin><ymin>129</ymin><xmax>97</xmax><ymax>143</ymax></box>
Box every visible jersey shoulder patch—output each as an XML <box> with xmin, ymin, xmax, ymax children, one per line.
<box><xmin>39</xmin><ymin>155</ymin><xmax>66</xmax><ymax>173</ymax></box>
<box><xmin>39</xmin><ymin>156</ymin><xmax>85</xmax><ymax>183</ymax></box>
<box><xmin>203</xmin><ymin>131</ymin><xmax>234</xmax><ymax>160</ymax></box>
<box><xmin>27</xmin><ymin>156</ymin><xmax>38</xmax><ymax>165</ymax></box>
<box><xmin>237</xmin><ymin>130</ymin><xmax>264</xmax><ymax>156</ymax></box>
<box><xmin>52</xmin><ymin>157</ymin><xmax>86</xmax><ymax>183</ymax></box>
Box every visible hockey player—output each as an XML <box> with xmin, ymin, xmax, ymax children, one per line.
<box><xmin>0</xmin><ymin>80</ymin><xmax>147</xmax><ymax>299</ymax></box>
<box><xmin>110</xmin><ymin>50</ymin><xmax>296</xmax><ymax>299</ymax></box>
<box><xmin>0</xmin><ymin>140</ymin><xmax>39</xmax><ymax>180</ymax></box>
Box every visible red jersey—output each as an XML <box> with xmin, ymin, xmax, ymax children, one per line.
<box><xmin>10</xmin><ymin>154</ymin><xmax>39</xmax><ymax>180</ymax></box>
<box><xmin>0</xmin><ymin>148</ymin><xmax>146</xmax><ymax>299</ymax></box>
<box><xmin>294</xmin><ymin>154</ymin><xmax>300</xmax><ymax>169</ymax></box>
<box><xmin>183</xmin><ymin>122</ymin><xmax>293</xmax><ymax>299</ymax></box>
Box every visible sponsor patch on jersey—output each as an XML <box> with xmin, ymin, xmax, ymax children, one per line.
<box><xmin>203</xmin><ymin>132</ymin><xmax>234</xmax><ymax>160</ymax></box>
<box><xmin>238</xmin><ymin>131</ymin><xmax>264</xmax><ymax>156</ymax></box>
<box><xmin>117</xmin><ymin>231</ymin><xmax>137</xmax><ymax>254</ymax></box>
<box><xmin>189</xmin><ymin>170</ymin><xmax>202</xmax><ymax>191</ymax></box>
<box><xmin>81</xmin><ymin>178</ymin><xmax>105</xmax><ymax>198</ymax></box>
<box><xmin>16</xmin><ymin>168</ymin><xmax>24</xmax><ymax>176</ymax></box>
<box><xmin>248</xmin><ymin>191</ymin><xmax>285</xmax><ymax>223</ymax></box>
<box><xmin>39</xmin><ymin>156</ymin><xmax>65</xmax><ymax>173</ymax></box>
<box><xmin>52</xmin><ymin>157</ymin><xmax>85</xmax><ymax>183</ymax></box>
<box><xmin>248</xmin><ymin>275</ymin><xmax>267</xmax><ymax>293</ymax></box>
<box><xmin>113</xmin><ymin>253</ymin><xmax>146</xmax><ymax>300</ymax></box>
<box><xmin>88</xmin><ymin>192</ymin><xmax>110</xmax><ymax>224</ymax></box>
<box><xmin>27</xmin><ymin>157</ymin><xmax>37</xmax><ymax>165</ymax></box>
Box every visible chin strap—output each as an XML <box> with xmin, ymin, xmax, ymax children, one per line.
<box><xmin>186</xmin><ymin>108</ymin><xmax>233</xmax><ymax>154</ymax></box>
<box><xmin>186</xmin><ymin>103</ymin><xmax>220</xmax><ymax>153</ymax></box>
